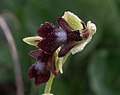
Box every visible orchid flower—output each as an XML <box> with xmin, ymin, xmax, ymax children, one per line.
<box><xmin>58</xmin><ymin>11</ymin><xmax>96</xmax><ymax>73</ymax></box>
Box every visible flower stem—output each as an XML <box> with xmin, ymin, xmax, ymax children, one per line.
<box><xmin>44</xmin><ymin>73</ymin><xmax>55</xmax><ymax>94</ymax></box>
<box><xmin>43</xmin><ymin>52</ymin><xmax>70</xmax><ymax>95</ymax></box>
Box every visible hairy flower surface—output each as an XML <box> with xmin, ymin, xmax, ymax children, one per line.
<box><xmin>28</xmin><ymin>63</ymin><xmax>50</xmax><ymax>86</ymax></box>
<box><xmin>36</xmin><ymin>19</ymin><xmax>82</xmax><ymax>57</ymax></box>
<box><xmin>28</xmin><ymin>49</ymin><xmax>56</xmax><ymax>85</ymax></box>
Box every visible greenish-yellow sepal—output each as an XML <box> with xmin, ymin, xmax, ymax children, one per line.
<box><xmin>62</xmin><ymin>11</ymin><xmax>83</xmax><ymax>31</ymax></box>
<box><xmin>58</xmin><ymin>52</ymin><xmax>70</xmax><ymax>74</ymax></box>
<box><xmin>23</xmin><ymin>36</ymin><xmax>42</xmax><ymax>46</ymax></box>
<box><xmin>58</xmin><ymin>57</ymin><xmax>64</xmax><ymax>74</ymax></box>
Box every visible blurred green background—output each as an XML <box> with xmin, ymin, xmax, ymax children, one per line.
<box><xmin>0</xmin><ymin>0</ymin><xmax>120</xmax><ymax>95</ymax></box>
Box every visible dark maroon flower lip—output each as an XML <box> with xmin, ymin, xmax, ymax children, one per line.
<box><xmin>37</xmin><ymin>22</ymin><xmax>61</xmax><ymax>54</ymax></box>
<box><xmin>28</xmin><ymin>63</ymin><xmax>50</xmax><ymax>86</ymax></box>
<box><xmin>29</xmin><ymin>49</ymin><xmax>57</xmax><ymax>76</ymax></box>
<box><xmin>58</xmin><ymin>42</ymin><xmax>77</xmax><ymax>57</ymax></box>
<box><xmin>36</xmin><ymin>17</ymin><xmax>83</xmax><ymax>57</ymax></box>
<box><xmin>28</xmin><ymin>49</ymin><xmax>57</xmax><ymax>86</ymax></box>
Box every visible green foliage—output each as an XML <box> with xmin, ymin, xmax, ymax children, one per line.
<box><xmin>0</xmin><ymin>0</ymin><xmax>120</xmax><ymax>95</ymax></box>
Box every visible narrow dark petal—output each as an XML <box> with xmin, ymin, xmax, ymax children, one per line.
<box><xmin>67</xmin><ymin>30</ymin><xmax>82</xmax><ymax>41</ymax></box>
<box><xmin>29</xmin><ymin>49</ymin><xmax>52</xmax><ymax>63</ymax></box>
<box><xmin>58</xmin><ymin>42</ymin><xmax>77</xmax><ymax>57</ymax></box>
<box><xmin>37</xmin><ymin>22</ymin><xmax>57</xmax><ymax>38</ymax></box>
<box><xmin>29</xmin><ymin>49</ymin><xmax>42</xmax><ymax>58</ymax></box>
<box><xmin>37</xmin><ymin>39</ymin><xmax>60</xmax><ymax>54</ymax></box>
<box><xmin>37</xmin><ymin>51</ymin><xmax>52</xmax><ymax>63</ymax></box>
<box><xmin>56</xmin><ymin>17</ymin><xmax>72</xmax><ymax>32</ymax></box>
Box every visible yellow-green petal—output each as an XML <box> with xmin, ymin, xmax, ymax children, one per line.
<box><xmin>23</xmin><ymin>36</ymin><xmax>42</xmax><ymax>46</ymax></box>
<box><xmin>62</xmin><ymin>11</ymin><xmax>83</xmax><ymax>31</ymax></box>
<box><xmin>58</xmin><ymin>52</ymin><xmax>70</xmax><ymax>74</ymax></box>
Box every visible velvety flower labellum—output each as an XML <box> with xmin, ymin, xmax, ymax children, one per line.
<box><xmin>37</xmin><ymin>22</ymin><xmax>61</xmax><ymax>54</ymax></box>
<box><xmin>37</xmin><ymin>17</ymin><xmax>82</xmax><ymax>57</ymax></box>
<box><xmin>28</xmin><ymin>62</ymin><xmax>50</xmax><ymax>86</ymax></box>
<box><xmin>28</xmin><ymin>49</ymin><xmax>56</xmax><ymax>85</ymax></box>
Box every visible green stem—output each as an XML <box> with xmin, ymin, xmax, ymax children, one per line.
<box><xmin>43</xmin><ymin>52</ymin><xmax>70</xmax><ymax>95</ymax></box>
<box><xmin>44</xmin><ymin>73</ymin><xmax>55</xmax><ymax>93</ymax></box>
